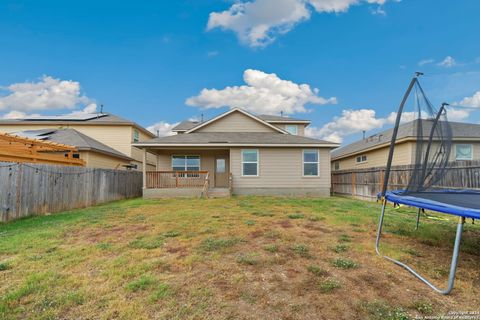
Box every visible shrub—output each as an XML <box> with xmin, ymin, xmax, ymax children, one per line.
<box><xmin>0</xmin><ymin>262</ymin><xmax>10</xmax><ymax>271</ymax></box>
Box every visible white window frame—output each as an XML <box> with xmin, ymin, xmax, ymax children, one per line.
<box><xmin>302</xmin><ymin>149</ymin><xmax>319</xmax><ymax>177</ymax></box>
<box><xmin>334</xmin><ymin>161</ymin><xmax>340</xmax><ymax>171</ymax></box>
<box><xmin>133</xmin><ymin>129</ymin><xmax>140</xmax><ymax>143</ymax></box>
<box><xmin>455</xmin><ymin>144</ymin><xmax>473</xmax><ymax>161</ymax></box>
<box><xmin>356</xmin><ymin>155</ymin><xmax>367</xmax><ymax>164</ymax></box>
<box><xmin>171</xmin><ymin>155</ymin><xmax>201</xmax><ymax>171</ymax></box>
<box><xmin>241</xmin><ymin>149</ymin><xmax>259</xmax><ymax>177</ymax></box>
<box><xmin>285</xmin><ymin>125</ymin><xmax>298</xmax><ymax>135</ymax></box>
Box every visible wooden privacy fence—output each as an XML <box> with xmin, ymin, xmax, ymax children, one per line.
<box><xmin>331</xmin><ymin>160</ymin><xmax>480</xmax><ymax>201</ymax></box>
<box><xmin>0</xmin><ymin>162</ymin><xmax>142</xmax><ymax>222</ymax></box>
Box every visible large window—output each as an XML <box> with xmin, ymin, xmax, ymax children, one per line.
<box><xmin>455</xmin><ymin>144</ymin><xmax>473</xmax><ymax>160</ymax></box>
<box><xmin>285</xmin><ymin>125</ymin><xmax>298</xmax><ymax>135</ymax></box>
<box><xmin>242</xmin><ymin>149</ymin><xmax>259</xmax><ymax>176</ymax></box>
<box><xmin>303</xmin><ymin>149</ymin><xmax>319</xmax><ymax>176</ymax></box>
<box><xmin>172</xmin><ymin>155</ymin><xmax>200</xmax><ymax>171</ymax></box>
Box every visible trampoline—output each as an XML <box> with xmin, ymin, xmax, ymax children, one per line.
<box><xmin>375</xmin><ymin>73</ymin><xmax>480</xmax><ymax>295</ymax></box>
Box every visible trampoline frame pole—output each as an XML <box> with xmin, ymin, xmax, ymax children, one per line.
<box><xmin>415</xmin><ymin>208</ymin><xmax>421</xmax><ymax>231</ymax></box>
<box><xmin>376</xmin><ymin>202</ymin><xmax>465</xmax><ymax>295</ymax></box>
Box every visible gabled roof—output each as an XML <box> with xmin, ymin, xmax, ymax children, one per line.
<box><xmin>134</xmin><ymin>132</ymin><xmax>339</xmax><ymax>148</ymax></box>
<box><xmin>0</xmin><ymin>113</ymin><xmax>156</xmax><ymax>138</ymax></box>
<box><xmin>13</xmin><ymin>129</ymin><xmax>133</xmax><ymax>161</ymax></box>
<box><xmin>184</xmin><ymin>108</ymin><xmax>288</xmax><ymax>134</ymax></box>
<box><xmin>331</xmin><ymin>119</ymin><xmax>480</xmax><ymax>160</ymax></box>
<box><xmin>171</xmin><ymin>111</ymin><xmax>311</xmax><ymax>132</ymax></box>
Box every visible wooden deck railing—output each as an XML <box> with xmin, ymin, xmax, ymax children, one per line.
<box><xmin>146</xmin><ymin>171</ymin><xmax>209</xmax><ymax>189</ymax></box>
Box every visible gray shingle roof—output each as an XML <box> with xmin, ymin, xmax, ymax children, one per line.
<box><xmin>331</xmin><ymin>120</ymin><xmax>480</xmax><ymax>159</ymax></box>
<box><xmin>134</xmin><ymin>132</ymin><xmax>338</xmax><ymax>146</ymax></box>
<box><xmin>13</xmin><ymin>129</ymin><xmax>133</xmax><ymax>160</ymax></box>
<box><xmin>257</xmin><ymin>114</ymin><xmax>310</xmax><ymax>122</ymax></box>
<box><xmin>172</xmin><ymin>120</ymin><xmax>200</xmax><ymax>131</ymax></box>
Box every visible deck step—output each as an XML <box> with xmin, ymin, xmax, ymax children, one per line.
<box><xmin>208</xmin><ymin>188</ymin><xmax>231</xmax><ymax>198</ymax></box>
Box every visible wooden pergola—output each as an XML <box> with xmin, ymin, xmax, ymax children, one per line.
<box><xmin>0</xmin><ymin>132</ymin><xmax>85</xmax><ymax>166</ymax></box>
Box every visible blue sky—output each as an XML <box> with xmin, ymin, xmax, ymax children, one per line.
<box><xmin>0</xmin><ymin>0</ymin><xmax>479</xmax><ymax>144</ymax></box>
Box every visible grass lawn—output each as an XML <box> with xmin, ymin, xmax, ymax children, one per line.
<box><xmin>0</xmin><ymin>196</ymin><xmax>479</xmax><ymax>319</ymax></box>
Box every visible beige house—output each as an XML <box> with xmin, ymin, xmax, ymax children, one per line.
<box><xmin>331</xmin><ymin>120</ymin><xmax>480</xmax><ymax>171</ymax></box>
<box><xmin>12</xmin><ymin>128</ymin><xmax>133</xmax><ymax>169</ymax></box>
<box><xmin>134</xmin><ymin>108</ymin><xmax>339</xmax><ymax>198</ymax></box>
<box><xmin>0</xmin><ymin>113</ymin><xmax>157</xmax><ymax>170</ymax></box>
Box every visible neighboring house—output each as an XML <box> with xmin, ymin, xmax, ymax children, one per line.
<box><xmin>13</xmin><ymin>129</ymin><xmax>133</xmax><ymax>169</ymax></box>
<box><xmin>0</xmin><ymin>113</ymin><xmax>157</xmax><ymax>170</ymax></box>
<box><xmin>331</xmin><ymin>119</ymin><xmax>480</xmax><ymax>171</ymax></box>
<box><xmin>134</xmin><ymin>108</ymin><xmax>339</xmax><ymax>198</ymax></box>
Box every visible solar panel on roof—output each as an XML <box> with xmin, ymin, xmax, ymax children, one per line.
<box><xmin>22</xmin><ymin>113</ymin><xmax>108</xmax><ymax>121</ymax></box>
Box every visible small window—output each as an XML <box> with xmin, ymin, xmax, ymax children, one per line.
<box><xmin>64</xmin><ymin>153</ymin><xmax>80</xmax><ymax>159</ymax></box>
<box><xmin>242</xmin><ymin>149</ymin><xmax>258</xmax><ymax>176</ymax></box>
<box><xmin>455</xmin><ymin>144</ymin><xmax>473</xmax><ymax>160</ymax></box>
<box><xmin>334</xmin><ymin>161</ymin><xmax>340</xmax><ymax>171</ymax></box>
<box><xmin>172</xmin><ymin>155</ymin><xmax>200</xmax><ymax>171</ymax></box>
<box><xmin>356</xmin><ymin>155</ymin><xmax>367</xmax><ymax>163</ymax></box>
<box><xmin>303</xmin><ymin>149</ymin><xmax>319</xmax><ymax>176</ymax></box>
<box><xmin>285</xmin><ymin>125</ymin><xmax>298</xmax><ymax>135</ymax></box>
<box><xmin>133</xmin><ymin>129</ymin><xmax>140</xmax><ymax>142</ymax></box>
<box><xmin>216</xmin><ymin>159</ymin><xmax>226</xmax><ymax>173</ymax></box>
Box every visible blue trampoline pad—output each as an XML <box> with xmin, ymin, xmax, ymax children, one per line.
<box><xmin>385</xmin><ymin>189</ymin><xmax>480</xmax><ymax>219</ymax></box>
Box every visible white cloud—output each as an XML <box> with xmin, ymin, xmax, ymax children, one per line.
<box><xmin>186</xmin><ymin>69</ymin><xmax>336</xmax><ymax>115</ymax></box>
<box><xmin>0</xmin><ymin>76</ymin><xmax>93</xmax><ymax>112</ymax></box>
<box><xmin>455</xmin><ymin>91</ymin><xmax>480</xmax><ymax>108</ymax></box>
<box><xmin>207</xmin><ymin>0</ymin><xmax>394</xmax><ymax>47</ymax></box>
<box><xmin>146</xmin><ymin>121</ymin><xmax>179</xmax><ymax>137</ymax></box>
<box><xmin>447</xmin><ymin>108</ymin><xmax>470</xmax><ymax>122</ymax></box>
<box><xmin>0</xmin><ymin>76</ymin><xmax>98</xmax><ymax>119</ymax></box>
<box><xmin>386</xmin><ymin>111</ymin><xmax>417</xmax><ymax>124</ymax></box>
<box><xmin>418</xmin><ymin>58</ymin><xmax>434</xmax><ymax>66</ymax></box>
<box><xmin>437</xmin><ymin>56</ymin><xmax>456</xmax><ymax>68</ymax></box>
<box><xmin>306</xmin><ymin>109</ymin><xmax>385</xmax><ymax>143</ymax></box>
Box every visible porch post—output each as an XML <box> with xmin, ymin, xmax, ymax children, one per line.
<box><xmin>142</xmin><ymin>148</ymin><xmax>147</xmax><ymax>189</ymax></box>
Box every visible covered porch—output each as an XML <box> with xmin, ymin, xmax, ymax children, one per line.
<box><xmin>140</xmin><ymin>148</ymin><xmax>232</xmax><ymax>198</ymax></box>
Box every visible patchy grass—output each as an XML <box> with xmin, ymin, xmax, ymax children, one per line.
<box><xmin>307</xmin><ymin>264</ymin><xmax>328</xmax><ymax>277</ymax></box>
<box><xmin>264</xmin><ymin>244</ymin><xmax>278</xmax><ymax>253</ymax></box>
<box><xmin>287</xmin><ymin>213</ymin><xmax>305</xmax><ymax>219</ymax></box>
<box><xmin>318</xmin><ymin>278</ymin><xmax>341</xmax><ymax>293</ymax></box>
<box><xmin>331</xmin><ymin>258</ymin><xmax>358</xmax><ymax>269</ymax></box>
<box><xmin>0</xmin><ymin>196</ymin><xmax>478</xmax><ymax>319</ymax></box>
<box><xmin>292</xmin><ymin>244</ymin><xmax>311</xmax><ymax>258</ymax></box>
<box><xmin>331</xmin><ymin>243</ymin><xmax>349</xmax><ymax>253</ymax></box>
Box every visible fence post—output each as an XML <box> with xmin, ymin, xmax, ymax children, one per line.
<box><xmin>352</xmin><ymin>172</ymin><xmax>356</xmax><ymax>197</ymax></box>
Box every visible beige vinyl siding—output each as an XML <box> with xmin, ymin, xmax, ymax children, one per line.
<box><xmin>78</xmin><ymin>151</ymin><xmax>131</xmax><ymax>169</ymax></box>
<box><xmin>334</xmin><ymin>142</ymin><xmax>414</xmax><ymax>170</ymax></box>
<box><xmin>155</xmin><ymin>149</ymin><xmax>229</xmax><ymax>187</ymax></box>
<box><xmin>230</xmin><ymin>147</ymin><xmax>330</xmax><ymax>189</ymax></box>
<box><xmin>271</xmin><ymin>124</ymin><xmax>306</xmax><ymax>136</ymax></box>
<box><xmin>196</xmin><ymin>111</ymin><xmax>277</xmax><ymax>133</ymax></box>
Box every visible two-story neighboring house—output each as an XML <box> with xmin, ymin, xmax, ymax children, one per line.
<box><xmin>331</xmin><ymin>119</ymin><xmax>480</xmax><ymax>171</ymax></box>
<box><xmin>134</xmin><ymin>108</ymin><xmax>339</xmax><ymax>198</ymax></box>
<box><xmin>0</xmin><ymin>113</ymin><xmax>158</xmax><ymax>170</ymax></box>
